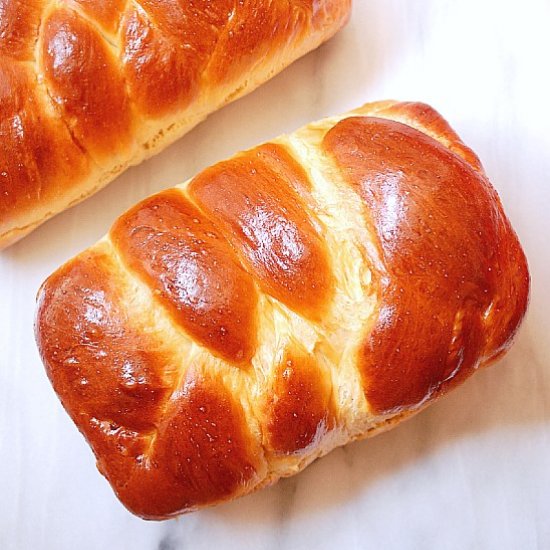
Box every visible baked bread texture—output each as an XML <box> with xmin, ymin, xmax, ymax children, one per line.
<box><xmin>0</xmin><ymin>0</ymin><xmax>350</xmax><ymax>248</ymax></box>
<box><xmin>35</xmin><ymin>101</ymin><xmax>530</xmax><ymax>519</ymax></box>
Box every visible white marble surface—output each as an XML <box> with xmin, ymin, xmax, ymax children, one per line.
<box><xmin>1</xmin><ymin>1</ymin><xmax>550</xmax><ymax>549</ymax></box>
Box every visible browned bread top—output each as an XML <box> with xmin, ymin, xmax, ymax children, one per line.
<box><xmin>0</xmin><ymin>0</ymin><xmax>351</xmax><ymax>247</ymax></box>
<box><xmin>35</xmin><ymin>101</ymin><xmax>529</xmax><ymax>519</ymax></box>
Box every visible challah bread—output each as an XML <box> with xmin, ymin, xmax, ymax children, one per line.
<box><xmin>35</xmin><ymin>101</ymin><xmax>529</xmax><ymax>519</ymax></box>
<box><xmin>0</xmin><ymin>0</ymin><xmax>350</xmax><ymax>249</ymax></box>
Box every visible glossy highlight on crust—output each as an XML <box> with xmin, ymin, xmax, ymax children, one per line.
<box><xmin>190</xmin><ymin>143</ymin><xmax>333</xmax><ymax>322</ymax></box>
<box><xmin>265</xmin><ymin>346</ymin><xmax>335</xmax><ymax>455</ymax></box>
<box><xmin>0</xmin><ymin>60</ymin><xmax>90</xmax><ymax>228</ymax></box>
<box><xmin>42</xmin><ymin>8</ymin><xmax>133</xmax><ymax>161</ymax></box>
<box><xmin>35</xmin><ymin>247</ymin><xmax>174</xmax><ymax>433</ymax></box>
<box><xmin>110</xmin><ymin>373</ymin><xmax>264</xmax><ymax>519</ymax></box>
<box><xmin>35</xmin><ymin>101</ymin><xmax>529</xmax><ymax>519</ymax></box>
<box><xmin>110</xmin><ymin>189</ymin><xmax>259</xmax><ymax>366</ymax></box>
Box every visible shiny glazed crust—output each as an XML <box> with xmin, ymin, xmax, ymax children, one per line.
<box><xmin>35</xmin><ymin>101</ymin><xmax>530</xmax><ymax>519</ymax></box>
<box><xmin>0</xmin><ymin>0</ymin><xmax>351</xmax><ymax>248</ymax></box>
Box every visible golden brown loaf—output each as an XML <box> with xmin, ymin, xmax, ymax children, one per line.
<box><xmin>35</xmin><ymin>101</ymin><xmax>530</xmax><ymax>520</ymax></box>
<box><xmin>0</xmin><ymin>0</ymin><xmax>350</xmax><ymax>248</ymax></box>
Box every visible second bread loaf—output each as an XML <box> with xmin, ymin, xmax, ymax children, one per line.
<box><xmin>0</xmin><ymin>0</ymin><xmax>351</xmax><ymax>248</ymax></box>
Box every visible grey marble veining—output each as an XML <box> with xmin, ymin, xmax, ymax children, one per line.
<box><xmin>1</xmin><ymin>1</ymin><xmax>549</xmax><ymax>549</ymax></box>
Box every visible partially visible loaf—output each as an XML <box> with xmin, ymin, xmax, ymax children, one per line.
<box><xmin>0</xmin><ymin>0</ymin><xmax>351</xmax><ymax>248</ymax></box>
<box><xmin>36</xmin><ymin>101</ymin><xmax>529</xmax><ymax>519</ymax></box>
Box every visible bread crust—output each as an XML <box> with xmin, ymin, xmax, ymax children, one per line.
<box><xmin>35</xmin><ymin>101</ymin><xmax>530</xmax><ymax>519</ymax></box>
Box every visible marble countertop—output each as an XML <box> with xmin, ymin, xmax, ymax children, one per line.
<box><xmin>1</xmin><ymin>1</ymin><xmax>549</xmax><ymax>549</ymax></box>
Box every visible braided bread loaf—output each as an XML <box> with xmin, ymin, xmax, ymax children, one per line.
<box><xmin>0</xmin><ymin>0</ymin><xmax>350</xmax><ymax>248</ymax></box>
<box><xmin>35</xmin><ymin>101</ymin><xmax>529</xmax><ymax>519</ymax></box>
